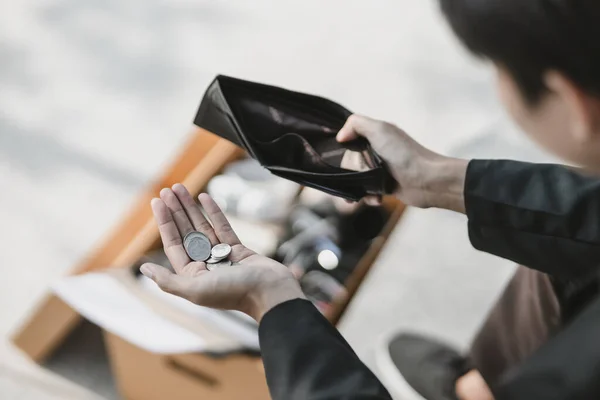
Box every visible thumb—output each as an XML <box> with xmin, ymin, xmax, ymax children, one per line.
<box><xmin>140</xmin><ymin>263</ymin><xmax>190</xmax><ymax>298</ymax></box>
<box><xmin>336</xmin><ymin>114</ymin><xmax>383</xmax><ymax>143</ymax></box>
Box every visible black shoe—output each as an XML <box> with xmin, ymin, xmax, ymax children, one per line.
<box><xmin>375</xmin><ymin>332</ymin><xmax>471</xmax><ymax>400</ymax></box>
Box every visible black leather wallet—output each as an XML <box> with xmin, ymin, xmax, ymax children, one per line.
<box><xmin>193</xmin><ymin>75</ymin><xmax>396</xmax><ymax>201</ymax></box>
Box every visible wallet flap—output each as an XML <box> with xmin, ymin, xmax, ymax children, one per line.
<box><xmin>194</xmin><ymin>77</ymin><xmax>247</xmax><ymax>149</ymax></box>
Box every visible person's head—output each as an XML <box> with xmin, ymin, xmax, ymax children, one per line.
<box><xmin>439</xmin><ymin>0</ymin><xmax>600</xmax><ymax>169</ymax></box>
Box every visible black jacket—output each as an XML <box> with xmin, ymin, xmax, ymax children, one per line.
<box><xmin>258</xmin><ymin>160</ymin><xmax>600</xmax><ymax>400</ymax></box>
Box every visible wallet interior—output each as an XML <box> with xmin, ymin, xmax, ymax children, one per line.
<box><xmin>223</xmin><ymin>84</ymin><xmax>375</xmax><ymax>174</ymax></box>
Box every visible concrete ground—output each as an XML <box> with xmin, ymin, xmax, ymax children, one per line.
<box><xmin>0</xmin><ymin>0</ymin><xmax>555</xmax><ymax>398</ymax></box>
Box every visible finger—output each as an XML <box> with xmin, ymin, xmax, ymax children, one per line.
<box><xmin>140</xmin><ymin>263</ymin><xmax>193</xmax><ymax>300</ymax></box>
<box><xmin>198</xmin><ymin>193</ymin><xmax>241</xmax><ymax>245</ymax></box>
<box><xmin>171</xmin><ymin>183</ymin><xmax>219</xmax><ymax>245</ymax></box>
<box><xmin>160</xmin><ymin>188</ymin><xmax>194</xmax><ymax>237</ymax></box>
<box><xmin>151</xmin><ymin>198</ymin><xmax>191</xmax><ymax>272</ymax></box>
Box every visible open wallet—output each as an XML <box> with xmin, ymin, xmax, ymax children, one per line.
<box><xmin>193</xmin><ymin>75</ymin><xmax>397</xmax><ymax>201</ymax></box>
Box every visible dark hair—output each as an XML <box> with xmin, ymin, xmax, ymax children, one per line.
<box><xmin>439</xmin><ymin>0</ymin><xmax>600</xmax><ymax>103</ymax></box>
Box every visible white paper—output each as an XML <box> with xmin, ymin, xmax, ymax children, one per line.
<box><xmin>53</xmin><ymin>273</ymin><xmax>209</xmax><ymax>354</ymax></box>
<box><xmin>137</xmin><ymin>275</ymin><xmax>259</xmax><ymax>350</ymax></box>
<box><xmin>226</xmin><ymin>215</ymin><xmax>281</xmax><ymax>256</ymax></box>
<box><xmin>53</xmin><ymin>272</ymin><xmax>260</xmax><ymax>354</ymax></box>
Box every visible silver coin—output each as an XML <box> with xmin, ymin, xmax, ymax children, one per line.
<box><xmin>183</xmin><ymin>232</ymin><xmax>211</xmax><ymax>261</ymax></box>
<box><xmin>211</xmin><ymin>243</ymin><xmax>232</xmax><ymax>260</ymax></box>
<box><xmin>205</xmin><ymin>256</ymin><xmax>225</xmax><ymax>264</ymax></box>
<box><xmin>206</xmin><ymin>259</ymin><xmax>232</xmax><ymax>271</ymax></box>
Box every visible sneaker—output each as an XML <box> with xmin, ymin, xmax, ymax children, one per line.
<box><xmin>375</xmin><ymin>332</ymin><xmax>471</xmax><ymax>400</ymax></box>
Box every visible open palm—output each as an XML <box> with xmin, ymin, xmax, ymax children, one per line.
<box><xmin>140</xmin><ymin>184</ymin><xmax>301</xmax><ymax>318</ymax></box>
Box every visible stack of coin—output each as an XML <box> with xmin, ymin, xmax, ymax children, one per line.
<box><xmin>205</xmin><ymin>243</ymin><xmax>232</xmax><ymax>271</ymax></box>
<box><xmin>183</xmin><ymin>232</ymin><xmax>234</xmax><ymax>271</ymax></box>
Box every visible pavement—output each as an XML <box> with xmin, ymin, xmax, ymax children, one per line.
<box><xmin>0</xmin><ymin>0</ymin><xmax>555</xmax><ymax>398</ymax></box>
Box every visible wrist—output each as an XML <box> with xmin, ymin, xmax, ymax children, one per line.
<box><xmin>420</xmin><ymin>156</ymin><xmax>469</xmax><ymax>213</ymax></box>
<box><xmin>246</xmin><ymin>275</ymin><xmax>306</xmax><ymax>323</ymax></box>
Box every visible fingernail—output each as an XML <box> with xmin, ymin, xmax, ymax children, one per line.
<box><xmin>150</xmin><ymin>198</ymin><xmax>162</xmax><ymax>211</ymax></box>
<box><xmin>140</xmin><ymin>264</ymin><xmax>154</xmax><ymax>279</ymax></box>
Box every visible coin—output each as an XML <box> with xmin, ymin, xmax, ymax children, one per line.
<box><xmin>205</xmin><ymin>256</ymin><xmax>223</xmax><ymax>264</ymax></box>
<box><xmin>183</xmin><ymin>232</ymin><xmax>211</xmax><ymax>261</ymax></box>
<box><xmin>206</xmin><ymin>259</ymin><xmax>232</xmax><ymax>271</ymax></box>
<box><xmin>211</xmin><ymin>243</ymin><xmax>232</xmax><ymax>259</ymax></box>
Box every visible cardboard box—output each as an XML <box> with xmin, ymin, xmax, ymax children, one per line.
<box><xmin>105</xmin><ymin>332</ymin><xmax>269</xmax><ymax>400</ymax></box>
<box><xmin>73</xmin><ymin>269</ymin><xmax>271</xmax><ymax>400</ymax></box>
<box><xmin>12</xmin><ymin>129</ymin><xmax>405</xmax><ymax>400</ymax></box>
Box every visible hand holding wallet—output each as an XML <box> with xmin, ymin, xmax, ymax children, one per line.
<box><xmin>194</xmin><ymin>75</ymin><xmax>397</xmax><ymax>201</ymax></box>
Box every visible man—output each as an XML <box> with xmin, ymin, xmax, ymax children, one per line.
<box><xmin>140</xmin><ymin>0</ymin><xmax>600</xmax><ymax>398</ymax></box>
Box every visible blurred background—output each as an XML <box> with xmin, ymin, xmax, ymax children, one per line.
<box><xmin>0</xmin><ymin>0</ymin><xmax>556</xmax><ymax>399</ymax></box>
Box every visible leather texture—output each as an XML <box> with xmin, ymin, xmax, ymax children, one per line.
<box><xmin>194</xmin><ymin>75</ymin><xmax>396</xmax><ymax>201</ymax></box>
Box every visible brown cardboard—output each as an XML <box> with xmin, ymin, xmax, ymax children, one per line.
<box><xmin>104</xmin><ymin>332</ymin><xmax>270</xmax><ymax>400</ymax></box>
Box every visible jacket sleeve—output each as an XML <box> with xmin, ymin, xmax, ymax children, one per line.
<box><xmin>465</xmin><ymin>159</ymin><xmax>600</xmax><ymax>280</ymax></box>
<box><xmin>259</xmin><ymin>298</ymin><xmax>392</xmax><ymax>400</ymax></box>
